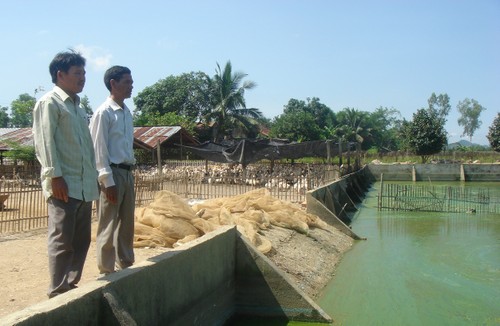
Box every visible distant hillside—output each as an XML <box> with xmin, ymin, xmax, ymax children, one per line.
<box><xmin>447</xmin><ymin>139</ymin><xmax>488</xmax><ymax>150</ymax></box>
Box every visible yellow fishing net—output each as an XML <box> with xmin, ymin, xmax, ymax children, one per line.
<box><xmin>134</xmin><ymin>188</ymin><xmax>328</xmax><ymax>254</ymax></box>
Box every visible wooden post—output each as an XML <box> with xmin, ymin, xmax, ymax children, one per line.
<box><xmin>180</xmin><ymin>133</ymin><xmax>183</xmax><ymax>160</ymax></box>
<box><xmin>338</xmin><ymin>140</ymin><xmax>343</xmax><ymax>168</ymax></box>
<box><xmin>355</xmin><ymin>142</ymin><xmax>361</xmax><ymax>171</ymax></box>
<box><xmin>157</xmin><ymin>138</ymin><xmax>162</xmax><ymax>176</ymax></box>
<box><xmin>378</xmin><ymin>173</ymin><xmax>384</xmax><ymax>210</ymax></box>
<box><xmin>326</xmin><ymin>140</ymin><xmax>331</xmax><ymax>164</ymax></box>
<box><xmin>346</xmin><ymin>144</ymin><xmax>351</xmax><ymax>172</ymax></box>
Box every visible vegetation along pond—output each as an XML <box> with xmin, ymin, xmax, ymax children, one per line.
<box><xmin>318</xmin><ymin>181</ymin><xmax>500</xmax><ymax>326</ymax></box>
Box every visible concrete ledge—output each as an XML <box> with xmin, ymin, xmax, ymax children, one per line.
<box><xmin>306</xmin><ymin>171</ymin><xmax>367</xmax><ymax>240</ymax></box>
<box><xmin>1</xmin><ymin>226</ymin><xmax>332</xmax><ymax>325</ymax></box>
<box><xmin>234</xmin><ymin>234</ymin><xmax>331</xmax><ymax>323</ymax></box>
<box><xmin>366</xmin><ymin>163</ymin><xmax>500</xmax><ymax>182</ymax></box>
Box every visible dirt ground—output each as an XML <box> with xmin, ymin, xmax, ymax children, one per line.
<box><xmin>0</xmin><ymin>219</ymin><xmax>353</xmax><ymax>319</ymax></box>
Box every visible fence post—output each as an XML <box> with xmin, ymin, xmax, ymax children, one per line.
<box><xmin>157</xmin><ymin>139</ymin><xmax>162</xmax><ymax>176</ymax></box>
<box><xmin>326</xmin><ymin>140</ymin><xmax>331</xmax><ymax>164</ymax></box>
<box><xmin>346</xmin><ymin>144</ymin><xmax>351</xmax><ymax>173</ymax></box>
<box><xmin>338</xmin><ymin>140</ymin><xmax>343</xmax><ymax>168</ymax></box>
<box><xmin>355</xmin><ymin>142</ymin><xmax>361</xmax><ymax>171</ymax></box>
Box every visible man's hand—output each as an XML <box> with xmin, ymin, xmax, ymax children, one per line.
<box><xmin>103</xmin><ymin>185</ymin><xmax>118</xmax><ymax>204</ymax></box>
<box><xmin>51</xmin><ymin>177</ymin><xmax>69</xmax><ymax>202</ymax></box>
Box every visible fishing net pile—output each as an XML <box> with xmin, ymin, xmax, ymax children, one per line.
<box><xmin>133</xmin><ymin>188</ymin><xmax>329</xmax><ymax>254</ymax></box>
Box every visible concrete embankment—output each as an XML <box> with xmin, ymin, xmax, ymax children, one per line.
<box><xmin>306</xmin><ymin>167</ymin><xmax>370</xmax><ymax>240</ymax></box>
<box><xmin>0</xmin><ymin>226</ymin><xmax>332</xmax><ymax>325</ymax></box>
<box><xmin>365</xmin><ymin>163</ymin><xmax>500</xmax><ymax>182</ymax></box>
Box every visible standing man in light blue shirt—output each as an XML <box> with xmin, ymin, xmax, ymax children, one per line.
<box><xmin>33</xmin><ymin>50</ymin><xmax>99</xmax><ymax>298</ymax></box>
<box><xmin>89</xmin><ymin>66</ymin><xmax>135</xmax><ymax>275</ymax></box>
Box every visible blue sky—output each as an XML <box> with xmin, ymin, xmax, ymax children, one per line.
<box><xmin>0</xmin><ymin>0</ymin><xmax>498</xmax><ymax>145</ymax></box>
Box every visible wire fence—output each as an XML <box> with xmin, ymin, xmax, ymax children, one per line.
<box><xmin>0</xmin><ymin>161</ymin><xmax>345</xmax><ymax>234</ymax></box>
<box><xmin>378</xmin><ymin>182</ymin><xmax>500</xmax><ymax>214</ymax></box>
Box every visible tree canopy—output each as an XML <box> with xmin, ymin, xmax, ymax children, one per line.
<box><xmin>10</xmin><ymin>93</ymin><xmax>35</xmax><ymax>127</ymax></box>
<box><xmin>457</xmin><ymin>98</ymin><xmax>486</xmax><ymax>142</ymax></box>
<box><xmin>134</xmin><ymin>71</ymin><xmax>211</xmax><ymax>123</ymax></box>
<box><xmin>334</xmin><ymin>108</ymin><xmax>372</xmax><ymax>149</ymax></box>
<box><xmin>407</xmin><ymin>108</ymin><xmax>447</xmax><ymax>163</ymax></box>
<box><xmin>204</xmin><ymin>61</ymin><xmax>263</xmax><ymax>142</ymax></box>
<box><xmin>271</xmin><ymin>98</ymin><xmax>334</xmax><ymax>142</ymax></box>
<box><xmin>0</xmin><ymin>106</ymin><xmax>9</xmax><ymax>127</ymax></box>
<box><xmin>134</xmin><ymin>111</ymin><xmax>196</xmax><ymax>135</ymax></box>
<box><xmin>270</xmin><ymin>109</ymin><xmax>323</xmax><ymax>142</ymax></box>
<box><xmin>367</xmin><ymin>106</ymin><xmax>402</xmax><ymax>152</ymax></box>
<box><xmin>2</xmin><ymin>140</ymin><xmax>37</xmax><ymax>164</ymax></box>
<box><xmin>80</xmin><ymin>95</ymin><xmax>93</xmax><ymax>122</ymax></box>
<box><xmin>487</xmin><ymin>112</ymin><xmax>500</xmax><ymax>152</ymax></box>
<box><xmin>427</xmin><ymin>92</ymin><xmax>451</xmax><ymax>125</ymax></box>
<box><xmin>133</xmin><ymin>62</ymin><xmax>262</xmax><ymax>143</ymax></box>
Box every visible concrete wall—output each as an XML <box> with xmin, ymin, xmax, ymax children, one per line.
<box><xmin>1</xmin><ymin>226</ymin><xmax>331</xmax><ymax>326</ymax></box>
<box><xmin>306</xmin><ymin>167</ymin><xmax>370</xmax><ymax>240</ymax></box>
<box><xmin>366</xmin><ymin>163</ymin><xmax>500</xmax><ymax>182</ymax></box>
<box><xmin>235</xmin><ymin>235</ymin><xmax>331</xmax><ymax>322</ymax></box>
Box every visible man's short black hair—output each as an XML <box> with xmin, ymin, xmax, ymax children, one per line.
<box><xmin>49</xmin><ymin>49</ymin><xmax>86</xmax><ymax>84</ymax></box>
<box><xmin>104</xmin><ymin>66</ymin><xmax>131</xmax><ymax>91</ymax></box>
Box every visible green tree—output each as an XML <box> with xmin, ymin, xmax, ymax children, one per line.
<box><xmin>134</xmin><ymin>72</ymin><xmax>211</xmax><ymax>123</ymax></box>
<box><xmin>80</xmin><ymin>95</ymin><xmax>93</xmax><ymax>121</ymax></box>
<box><xmin>2</xmin><ymin>140</ymin><xmax>37</xmax><ymax>165</ymax></box>
<box><xmin>205</xmin><ymin>61</ymin><xmax>263</xmax><ymax>142</ymax></box>
<box><xmin>487</xmin><ymin>112</ymin><xmax>500</xmax><ymax>152</ymax></box>
<box><xmin>0</xmin><ymin>106</ymin><xmax>10</xmax><ymax>127</ymax></box>
<box><xmin>457</xmin><ymin>98</ymin><xmax>486</xmax><ymax>142</ymax></box>
<box><xmin>284</xmin><ymin>98</ymin><xmax>335</xmax><ymax>132</ymax></box>
<box><xmin>427</xmin><ymin>92</ymin><xmax>451</xmax><ymax>125</ymax></box>
<box><xmin>10</xmin><ymin>93</ymin><xmax>35</xmax><ymax>127</ymax></box>
<box><xmin>334</xmin><ymin>108</ymin><xmax>372</xmax><ymax>149</ymax></box>
<box><xmin>397</xmin><ymin>119</ymin><xmax>412</xmax><ymax>152</ymax></box>
<box><xmin>270</xmin><ymin>110</ymin><xmax>322</xmax><ymax>142</ymax></box>
<box><xmin>279</xmin><ymin>97</ymin><xmax>335</xmax><ymax>141</ymax></box>
<box><xmin>367</xmin><ymin>106</ymin><xmax>402</xmax><ymax>152</ymax></box>
<box><xmin>135</xmin><ymin>111</ymin><xmax>196</xmax><ymax>135</ymax></box>
<box><xmin>407</xmin><ymin>108</ymin><xmax>447</xmax><ymax>163</ymax></box>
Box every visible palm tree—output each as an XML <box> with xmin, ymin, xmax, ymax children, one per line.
<box><xmin>205</xmin><ymin>61</ymin><xmax>263</xmax><ymax>142</ymax></box>
<box><xmin>335</xmin><ymin>108</ymin><xmax>372</xmax><ymax>148</ymax></box>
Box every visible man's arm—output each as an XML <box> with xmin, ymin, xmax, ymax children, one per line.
<box><xmin>33</xmin><ymin>98</ymin><xmax>68</xmax><ymax>201</ymax></box>
<box><xmin>89</xmin><ymin>108</ymin><xmax>117</xmax><ymax>204</ymax></box>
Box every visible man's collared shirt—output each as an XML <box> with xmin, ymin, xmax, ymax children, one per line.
<box><xmin>32</xmin><ymin>86</ymin><xmax>99</xmax><ymax>201</ymax></box>
<box><xmin>89</xmin><ymin>97</ymin><xmax>135</xmax><ymax>188</ymax></box>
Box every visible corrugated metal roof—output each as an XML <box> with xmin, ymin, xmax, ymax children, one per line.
<box><xmin>0</xmin><ymin>128</ymin><xmax>33</xmax><ymax>149</ymax></box>
<box><xmin>0</xmin><ymin>126</ymin><xmax>199</xmax><ymax>151</ymax></box>
<box><xmin>134</xmin><ymin>126</ymin><xmax>182</xmax><ymax>148</ymax></box>
<box><xmin>133</xmin><ymin>126</ymin><xmax>199</xmax><ymax>149</ymax></box>
<box><xmin>0</xmin><ymin>128</ymin><xmax>19</xmax><ymax>136</ymax></box>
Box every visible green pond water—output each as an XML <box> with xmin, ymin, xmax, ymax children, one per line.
<box><xmin>318</xmin><ymin>181</ymin><xmax>500</xmax><ymax>326</ymax></box>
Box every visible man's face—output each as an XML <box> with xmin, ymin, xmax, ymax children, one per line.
<box><xmin>58</xmin><ymin>65</ymin><xmax>86</xmax><ymax>96</ymax></box>
<box><xmin>112</xmin><ymin>73</ymin><xmax>133</xmax><ymax>99</ymax></box>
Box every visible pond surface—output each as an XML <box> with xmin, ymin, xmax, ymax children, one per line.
<box><xmin>318</xmin><ymin>181</ymin><xmax>500</xmax><ymax>326</ymax></box>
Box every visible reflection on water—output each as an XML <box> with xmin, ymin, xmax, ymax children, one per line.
<box><xmin>318</xmin><ymin>182</ymin><xmax>500</xmax><ymax>326</ymax></box>
<box><xmin>377</xmin><ymin>211</ymin><xmax>498</xmax><ymax>238</ymax></box>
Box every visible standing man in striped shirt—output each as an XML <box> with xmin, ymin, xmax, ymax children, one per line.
<box><xmin>89</xmin><ymin>66</ymin><xmax>136</xmax><ymax>275</ymax></box>
<box><xmin>32</xmin><ymin>50</ymin><xmax>99</xmax><ymax>298</ymax></box>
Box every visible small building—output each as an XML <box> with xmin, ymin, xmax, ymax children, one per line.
<box><xmin>133</xmin><ymin>126</ymin><xmax>200</xmax><ymax>163</ymax></box>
